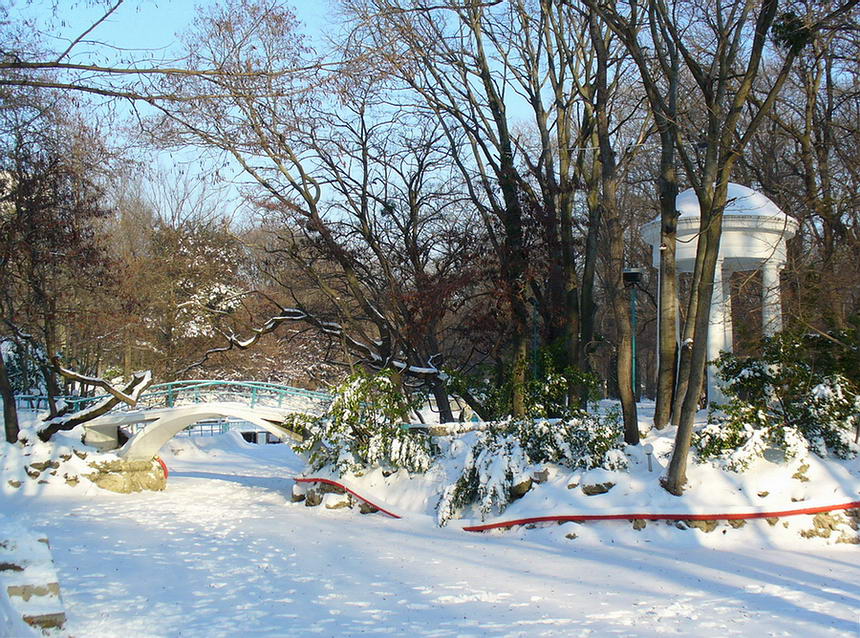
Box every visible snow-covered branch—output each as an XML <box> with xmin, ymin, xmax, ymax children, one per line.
<box><xmin>38</xmin><ymin>371</ymin><xmax>153</xmax><ymax>442</ymax></box>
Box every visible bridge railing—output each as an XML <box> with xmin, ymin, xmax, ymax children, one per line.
<box><xmin>14</xmin><ymin>380</ymin><xmax>333</xmax><ymax>414</ymax></box>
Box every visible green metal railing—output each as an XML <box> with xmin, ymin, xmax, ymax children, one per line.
<box><xmin>14</xmin><ymin>379</ymin><xmax>333</xmax><ymax>413</ymax></box>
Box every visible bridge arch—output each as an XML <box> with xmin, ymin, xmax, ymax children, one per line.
<box><xmin>116</xmin><ymin>402</ymin><xmax>304</xmax><ymax>461</ymax></box>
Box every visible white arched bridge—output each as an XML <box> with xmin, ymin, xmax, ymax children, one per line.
<box><xmin>17</xmin><ymin>380</ymin><xmax>331</xmax><ymax>461</ymax></box>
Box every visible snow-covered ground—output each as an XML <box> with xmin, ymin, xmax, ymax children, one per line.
<box><xmin>2</xmin><ymin>411</ymin><xmax>859</xmax><ymax>637</ymax></box>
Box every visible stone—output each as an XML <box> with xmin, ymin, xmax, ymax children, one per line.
<box><xmin>291</xmin><ymin>484</ymin><xmax>306</xmax><ymax>503</ymax></box>
<box><xmin>532</xmin><ymin>469</ymin><xmax>550</xmax><ymax>484</ymax></box>
<box><xmin>322</xmin><ymin>493</ymin><xmax>351</xmax><ymax>509</ymax></box>
<box><xmin>582</xmin><ymin>482</ymin><xmax>615</xmax><ymax>496</ymax></box>
<box><xmin>800</xmin><ymin>512</ymin><xmax>847</xmax><ymax>539</ymax></box>
<box><xmin>73</xmin><ymin>450</ymin><xmax>88</xmax><ymax>460</ymax></box>
<box><xmin>566</xmin><ymin>482</ymin><xmax>579</xmax><ymax>490</ymax></box>
<box><xmin>792</xmin><ymin>463</ymin><xmax>810</xmax><ymax>482</ymax></box>
<box><xmin>304</xmin><ymin>489</ymin><xmax>322</xmax><ymax>507</ymax></box>
<box><xmin>631</xmin><ymin>519</ymin><xmax>647</xmax><ymax>531</ymax></box>
<box><xmin>509</xmin><ymin>478</ymin><xmax>533</xmax><ymax>500</ymax></box>
<box><xmin>565</xmin><ymin>532</ymin><xmax>578</xmax><ymax>540</ymax></box>
<box><xmin>757</xmin><ymin>491</ymin><xmax>769</xmax><ymax>498</ymax></box>
<box><xmin>23</xmin><ymin>612</ymin><xmax>66</xmax><ymax>631</ymax></box>
<box><xmin>64</xmin><ymin>474</ymin><xmax>79</xmax><ymax>487</ymax></box>
<box><xmin>728</xmin><ymin>519</ymin><xmax>747</xmax><ymax>529</ymax></box>
<box><xmin>0</xmin><ymin>562</ymin><xmax>23</xmax><ymax>572</ymax></box>
<box><xmin>25</xmin><ymin>468</ymin><xmax>40</xmax><ymax>480</ymax></box>
<box><xmin>359</xmin><ymin>502</ymin><xmax>379</xmax><ymax>515</ymax></box>
<box><xmin>685</xmin><ymin>519</ymin><xmax>718</xmax><ymax>533</ymax></box>
<box><xmin>29</xmin><ymin>460</ymin><xmax>59</xmax><ymax>472</ymax></box>
<box><xmin>766</xmin><ymin>517</ymin><xmax>779</xmax><ymax>526</ymax></box>
<box><xmin>85</xmin><ymin>459</ymin><xmax>166</xmax><ymax>493</ymax></box>
<box><xmin>6</xmin><ymin>582</ymin><xmax>60</xmax><ymax>602</ymax></box>
<box><xmin>7</xmin><ymin>480</ymin><xmax>20</xmax><ymax>488</ymax></box>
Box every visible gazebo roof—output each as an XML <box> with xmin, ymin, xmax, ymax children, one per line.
<box><xmin>675</xmin><ymin>183</ymin><xmax>789</xmax><ymax>220</ymax></box>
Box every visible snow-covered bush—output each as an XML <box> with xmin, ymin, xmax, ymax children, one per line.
<box><xmin>291</xmin><ymin>369</ymin><xmax>436</xmax><ymax>475</ymax></box>
<box><xmin>437</xmin><ymin>410</ymin><xmax>627</xmax><ymax>525</ymax></box>
<box><xmin>697</xmin><ymin>335</ymin><xmax>860</xmax><ymax>469</ymax></box>
<box><xmin>437</xmin><ymin>431</ymin><xmax>531</xmax><ymax>525</ymax></box>
<box><xmin>515</xmin><ymin>410</ymin><xmax>628</xmax><ymax>470</ymax></box>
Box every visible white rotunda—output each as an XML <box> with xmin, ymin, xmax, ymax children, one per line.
<box><xmin>640</xmin><ymin>183</ymin><xmax>799</xmax><ymax>402</ymax></box>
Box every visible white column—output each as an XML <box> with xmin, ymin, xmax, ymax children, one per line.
<box><xmin>707</xmin><ymin>259</ymin><xmax>727</xmax><ymax>404</ymax></box>
<box><xmin>762</xmin><ymin>259</ymin><xmax>783</xmax><ymax>336</ymax></box>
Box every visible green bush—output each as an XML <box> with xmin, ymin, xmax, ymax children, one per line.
<box><xmin>290</xmin><ymin>369</ymin><xmax>437</xmax><ymax>475</ymax></box>
<box><xmin>696</xmin><ymin>333</ymin><xmax>860</xmax><ymax>469</ymax></box>
<box><xmin>446</xmin><ymin>349</ymin><xmax>601</xmax><ymax>421</ymax></box>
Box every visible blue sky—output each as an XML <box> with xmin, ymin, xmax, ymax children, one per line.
<box><xmin>29</xmin><ymin>1</ymin><xmax>332</xmax><ymax>63</ymax></box>
<box><xmin>11</xmin><ymin>1</ymin><xmax>336</xmax><ymax>222</ymax></box>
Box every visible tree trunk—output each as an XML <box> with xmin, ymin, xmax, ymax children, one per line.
<box><xmin>663</xmin><ymin>207</ymin><xmax>722</xmax><ymax>494</ymax></box>
<box><xmin>591</xmin><ymin>12</ymin><xmax>638</xmax><ymax>444</ymax></box>
<box><xmin>431</xmin><ymin>378</ymin><xmax>455</xmax><ymax>424</ymax></box>
<box><xmin>0</xmin><ymin>353</ymin><xmax>19</xmax><ymax>443</ymax></box>
<box><xmin>653</xmin><ymin>137</ymin><xmax>679</xmax><ymax>429</ymax></box>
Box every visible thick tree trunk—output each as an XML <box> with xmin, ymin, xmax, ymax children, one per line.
<box><xmin>653</xmin><ymin>140</ymin><xmax>679</xmax><ymax>429</ymax></box>
<box><xmin>591</xmin><ymin>13</ymin><xmax>638</xmax><ymax>444</ymax></box>
<box><xmin>0</xmin><ymin>354</ymin><xmax>19</xmax><ymax>443</ymax></box>
<box><xmin>577</xmin><ymin>158</ymin><xmax>602</xmax><ymax>407</ymax></box>
<box><xmin>431</xmin><ymin>378</ymin><xmax>455</xmax><ymax>424</ymax></box>
<box><xmin>663</xmin><ymin>210</ymin><xmax>722</xmax><ymax>494</ymax></box>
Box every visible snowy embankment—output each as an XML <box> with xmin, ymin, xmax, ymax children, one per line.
<box><xmin>1</xmin><ymin>407</ymin><xmax>859</xmax><ymax>637</ymax></box>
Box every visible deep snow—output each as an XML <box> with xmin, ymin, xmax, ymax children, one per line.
<box><xmin>1</xmin><ymin>411</ymin><xmax>859</xmax><ymax>637</ymax></box>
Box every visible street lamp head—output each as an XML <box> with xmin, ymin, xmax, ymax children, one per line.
<box><xmin>623</xmin><ymin>268</ymin><xmax>645</xmax><ymax>287</ymax></box>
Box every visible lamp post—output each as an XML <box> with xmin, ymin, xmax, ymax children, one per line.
<box><xmin>623</xmin><ymin>268</ymin><xmax>645</xmax><ymax>402</ymax></box>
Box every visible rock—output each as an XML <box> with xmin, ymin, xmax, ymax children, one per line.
<box><xmin>728</xmin><ymin>519</ymin><xmax>747</xmax><ymax>529</ymax></box>
<box><xmin>766</xmin><ymin>517</ymin><xmax>779</xmax><ymax>526</ymax></box>
<box><xmin>317</xmin><ymin>482</ymin><xmax>346</xmax><ymax>495</ymax></box>
<box><xmin>29</xmin><ymin>460</ymin><xmax>59</xmax><ymax>472</ymax></box>
<box><xmin>0</xmin><ymin>562</ymin><xmax>23</xmax><ymax>572</ymax></box>
<box><xmin>532</xmin><ymin>469</ymin><xmax>550</xmax><ymax>484</ymax></box>
<box><xmin>59</xmin><ymin>454</ymin><xmax>71</xmax><ymax>462</ymax></box>
<box><xmin>7</xmin><ymin>480</ymin><xmax>20</xmax><ymax>489</ymax></box>
<box><xmin>304</xmin><ymin>489</ymin><xmax>322</xmax><ymax>507</ymax></box>
<box><xmin>566</xmin><ymin>482</ymin><xmax>579</xmax><ymax>490</ymax></box>
<box><xmin>64</xmin><ymin>474</ymin><xmax>79</xmax><ymax>487</ymax></box>
<box><xmin>73</xmin><ymin>450</ymin><xmax>88</xmax><ymax>460</ymax></box>
<box><xmin>757</xmin><ymin>491</ymin><xmax>769</xmax><ymax>498</ymax></box>
<box><xmin>291</xmin><ymin>484</ymin><xmax>306</xmax><ymax>503</ymax></box>
<box><xmin>6</xmin><ymin>582</ymin><xmax>60</xmax><ymax>602</ymax></box>
<box><xmin>322</xmin><ymin>493</ymin><xmax>351</xmax><ymax>510</ymax></box>
<box><xmin>85</xmin><ymin>459</ymin><xmax>166</xmax><ymax>493</ymax></box>
<box><xmin>510</xmin><ymin>478</ymin><xmax>533</xmax><ymax>500</ymax></box>
<box><xmin>685</xmin><ymin>519</ymin><xmax>718</xmax><ymax>533</ymax></box>
<box><xmin>359</xmin><ymin>502</ymin><xmax>379</xmax><ymax>515</ymax></box>
<box><xmin>25</xmin><ymin>468</ymin><xmax>40</xmax><ymax>480</ymax></box>
<box><xmin>631</xmin><ymin>519</ymin><xmax>647</xmax><ymax>531</ymax></box>
<box><xmin>836</xmin><ymin>534</ymin><xmax>859</xmax><ymax>544</ymax></box>
<box><xmin>674</xmin><ymin>521</ymin><xmax>688</xmax><ymax>530</ymax></box>
<box><xmin>791</xmin><ymin>463</ymin><xmax>810</xmax><ymax>482</ymax></box>
<box><xmin>565</xmin><ymin>532</ymin><xmax>578</xmax><ymax>540</ymax></box>
<box><xmin>800</xmin><ymin>512</ymin><xmax>848</xmax><ymax>539</ymax></box>
<box><xmin>582</xmin><ymin>482</ymin><xmax>615</xmax><ymax>496</ymax></box>
<box><xmin>23</xmin><ymin>611</ymin><xmax>66</xmax><ymax>631</ymax></box>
